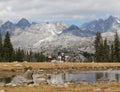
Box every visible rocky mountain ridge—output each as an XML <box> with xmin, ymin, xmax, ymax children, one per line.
<box><xmin>0</xmin><ymin>16</ymin><xmax>120</xmax><ymax>61</ymax></box>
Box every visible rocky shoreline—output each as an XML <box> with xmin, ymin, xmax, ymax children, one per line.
<box><xmin>0</xmin><ymin>62</ymin><xmax>120</xmax><ymax>88</ymax></box>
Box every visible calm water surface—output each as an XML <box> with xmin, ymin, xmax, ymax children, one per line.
<box><xmin>46</xmin><ymin>70</ymin><xmax>120</xmax><ymax>84</ymax></box>
<box><xmin>1</xmin><ymin>70</ymin><xmax>120</xmax><ymax>84</ymax></box>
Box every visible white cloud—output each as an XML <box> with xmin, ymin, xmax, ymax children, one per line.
<box><xmin>0</xmin><ymin>0</ymin><xmax>120</xmax><ymax>24</ymax></box>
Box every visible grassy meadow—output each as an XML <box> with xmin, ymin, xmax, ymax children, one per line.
<box><xmin>0</xmin><ymin>62</ymin><xmax>120</xmax><ymax>92</ymax></box>
<box><xmin>0</xmin><ymin>62</ymin><xmax>120</xmax><ymax>71</ymax></box>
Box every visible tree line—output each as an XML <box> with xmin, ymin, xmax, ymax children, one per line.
<box><xmin>94</xmin><ymin>32</ymin><xmax>120</xmax><ymax>62</ymax></box>
<box><xmin>0</xmin><ymin>32</ymin><xmax>45</xmax><ymax>62</ymax></box>
<box><xmin>1</xmin><ymin>31</ymin><xmax>120</xmax><ymax>62</ymax></box>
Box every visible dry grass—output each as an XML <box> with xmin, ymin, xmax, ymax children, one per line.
<box><xmin>0</xmin><ymin>62</ymin><xmax>119</xmax><ymax>71</ymax></box>
<box><xmin>0</xmin><ymin>83</ymin><xmax>120</xmax><ymax>92</ymax></box>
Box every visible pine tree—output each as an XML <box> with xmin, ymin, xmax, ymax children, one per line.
<box><xmin>3</xmin><ymin>32</ymin><xmax>14</xmax><ymax>62</ymax></box>
<box><xmin>12</xmin><ymin>50</ymin><xmax>16</xmax><ymax>61</ymax></box>
<box><xmin>94</xmin><ymin>32</ymin><xmax>103</xmax><ymax>62</ymax></box>
<box><xmin>110</xmin><ymin>44</ymin><xmax>114</xmax><ymax>62</ymax></box>
<box><xmin>15</xmin><ymin>48</ymin><xmax>25</xmax><ymax>62</ymax></box>
<box><xmin>35</xmin><ymin>52</ymin><xmax>45</xmax><ymax>62</ymax></box>
<box><xmin>103</xmin><ymin>38</ymin><xmax>109</xmax><ymax>62</ymax></box>
<box><xmin>113</xmin><ymin>32</ymin><xmax>120</xmax><ymax>62</ymax></box>
<box><xmin>99</xmin><ymin>40</ymin><xmax>104</xmax><ymax>62</ymax></box>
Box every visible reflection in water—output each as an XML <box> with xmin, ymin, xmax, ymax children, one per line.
<box><xmin>107</xmin><ymin>71</ymin><xmax>116</xmax><ymax>82</ymax></box>
<box><xmin>48</xmin><ymin>70</ymin><xmax>120</xmax><ymax>84</ymax></box>
<box><xmin>47</xmin><ymin>74</ymin><xmax>64</xmax><ymax>84</ymax></box>
<box><xmin>64</xmin><ymin>72</ymin><xmax>96</xmax><ymax>83</ymax></box>
<box><xmin>118</xmin><ymin>74</ymin><xmax>120</xmax><ymax>82</ymax></box>
<box><xmin>48</xmin><ymin>72</ymin><xmax>96</xmax><ymax>84</ymax></box>
<box><xmin>1</xmin><ymin>70</ymin><xmax>120</xmax><ymax>85</ymax></box>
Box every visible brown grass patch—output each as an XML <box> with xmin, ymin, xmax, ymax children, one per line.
<box><xmin>0</xmin><ymin>62</ymin><xmax>119</xmax><ymax>71</ymax></box>
<box><xmin>0</xmin><ymin>83</ymin><xmax>120</xmax><ymax>92</ymax></box>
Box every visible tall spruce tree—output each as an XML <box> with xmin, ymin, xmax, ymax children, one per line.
<box><xmin>110</xmin><ymin>44</ymin><xmax>114</xmax><ymax>62</ymax></box>
<box><xmin>15</xmin><ymin>48</ymin><xmax>25</xmax><ymax>61</ymax></box>
<box><xmin>35</xmin><ymin>52</ymin><xmax>45</xmax><ymax>62</ymax></box>
<box><xmin>94</xmin><ymin>32</ymin><xmax>103</xmax><ymax>62</ymax></box>
<box><xmin>3</xmin><ymin>32</ymin><xmax>14</xmax><ymax>62</ymax></box>
<box><xmin>103</xmin><ymin>38</ymin><xmax>109</xmax><ymax>62</ymax></box>
<box><xmin>113</xmin><ymin>32</ymin><xmax>120</xmax><ymax>62</ymax></box>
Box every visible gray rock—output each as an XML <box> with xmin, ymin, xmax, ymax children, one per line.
<box><xmin>12</xmin><ymin>70</ymin><xmax>33</xmax><ymax>85</ymax></box>
<box><xmin>23</xmin><ymin>70</ymin><xmax>33</xmax><ymax>80</ymax></box>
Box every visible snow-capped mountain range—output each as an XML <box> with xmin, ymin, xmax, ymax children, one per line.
<box><xmin>0</xmin><ymin>15</ymin><xmax>120</xmax><ymax>54</ymax></box>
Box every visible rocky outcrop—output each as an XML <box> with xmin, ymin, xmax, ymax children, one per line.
<box><xmin>11</xmin><ymin>70</ymin><xmax>33</xmax><ymax>85</ymax></box>
<box><xmin>23</xmin><ymin>69</ymin><xmax>33</xmax><ymax>80</ymax></box>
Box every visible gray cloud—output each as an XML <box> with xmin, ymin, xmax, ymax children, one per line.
<box><xmin>0</xmin><ymin>0</ymin><xmax>120</xmax><ymax>24</ymax></box>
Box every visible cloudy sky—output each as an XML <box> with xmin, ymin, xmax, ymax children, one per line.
<box><xmin>0</xmin><ymin>0</ymin><xmax>120</xmax><ymax>25</ymax></box>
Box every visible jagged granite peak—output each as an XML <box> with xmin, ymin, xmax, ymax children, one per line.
<box><xmin>80</xmin><ymin>19</ymin><xmax>105</xmax><ymax>33</ymax></box>
<box><xmin>16</xmin><ymin>18</ymin><xmax>31</xmax><ymax>29</ymax></box>
<box><xmin>104</xmin><ymin>15</ymin><xmax>119</xmax><ymax>25</ymax></box>
<box><xmin>80</xmin><ymin>15</ymin><xmax>120</xmax><ymax>33</ymax></box>
<box><xmin>107</xmin><ymin>15</ymin><xmax>117</xmax><ymax>21</ymax></box>
<box><xmin>2</xmin><ymin>21</ymin><xmax>14</xmax><ymax>27</ymax></box>
<box><xmin>104</xmin><ymin>16</ymin><xmax>120</xmax><ymax>32</ymax></box>
<box><xmin>1</xmin><ymin>21</ymin><xmax>15</xmax><ymax>30</ymax></box>
<box><xmin>67</xmin><ymin>25</ymin><xmax>80</xmax><ymax>30</ymax></box>
<box><xmin>0</xmin><ymin>21</ymin><xmax>16</xmax><ymax>35</ymax></box>
<box><xmin>62</xmin><ymin>25</ymin><xmax>95</xmax><ymax>37</ymax></box>
<box><xmin>62</xmin><ymin>25</ymin><xmax>81</xmax><ymax>35</ymax></box>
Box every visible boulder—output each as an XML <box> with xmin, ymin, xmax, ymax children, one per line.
<box><xmin>23</xmin><ymin>70</ymin><xmax>33</xmax><ymax>80</ymax></box>
<box><xmin>33</xmin><ymin>74</ymin><xmax>47</xmax><ymax>84</ymax></box>
<box><xmin>11</xmin><ymin>70</ymin><xmax>33</xmax><ymax>85</ymax></box>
